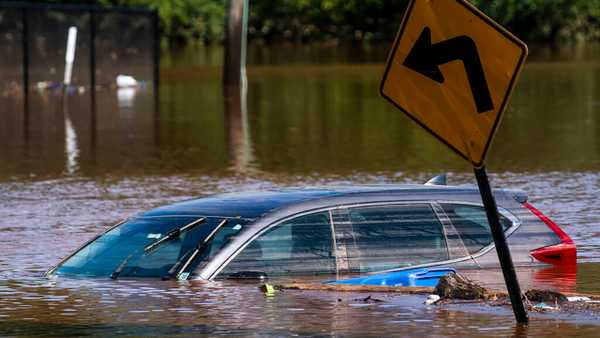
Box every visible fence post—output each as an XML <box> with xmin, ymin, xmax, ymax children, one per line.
<box><xmin>153</xmin><ymin>10</ymin><xmax>160</xmax><ymax>110</ymax></box>
<box><xmin>89</xmin><ymin>10</ymin><xmax>96</xmax><ymax>110</ymax></box>
<box><xmin>21</xmin><ymin>7</ymin><xmax>29</xmax><ymax>120</ymax></box>
<box><xmin>89</xmin><ymin>10</ymin><xmax>97</xmax><ymax>148</ymax></box>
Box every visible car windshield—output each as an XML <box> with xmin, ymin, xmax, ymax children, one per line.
<box><xmin>52</xmin><ymin>216</ymin><xmax>248</xmax><ymax>278</ymax></box>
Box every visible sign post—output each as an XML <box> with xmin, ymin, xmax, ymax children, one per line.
<box><xmin>474</xmin><ymin>166</ymin><xmax>528</xmax><ymax>322</ymax></box>
<box><xmin>379</xmin><ymin>0</ymin><xmax>529</xmax><ymax>323</ymax></box>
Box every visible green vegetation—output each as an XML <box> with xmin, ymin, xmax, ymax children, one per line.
<box><xmin>472</xmin><ymin>0</ymin><xmax>600</xmax><ymax>43</ymax></box>
<box><xmin>100</xmin><ymin>0</ymin><xmax>226</xmax><ymax>44</ymax></box>
<box><xmin>99</xmin><ymin>0</ymin><xmax>600</xmax><ymax>44</ymax></box>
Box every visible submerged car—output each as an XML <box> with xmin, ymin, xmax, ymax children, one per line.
<box><xmin>48</xmin><ymin>176</ymin><xmax>576</xmax><ymax>281</ymax></box>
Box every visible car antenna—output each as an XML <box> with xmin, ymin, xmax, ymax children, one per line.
<box><xmin>425</xmin><ymin>174</ymin><xmax>447</xmax><ymax>186</ymax></box>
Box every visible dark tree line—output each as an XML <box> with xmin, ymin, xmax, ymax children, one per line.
<box><xmin>53</xmin><ymin>0</ymin><xmax>600</xmax><ymax>44</ymax></box>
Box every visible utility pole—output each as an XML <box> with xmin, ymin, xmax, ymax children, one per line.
<box><xmin>223</xmin><ymin>0</ymin><xmax>248</xmax><ymax>87</ymax></box>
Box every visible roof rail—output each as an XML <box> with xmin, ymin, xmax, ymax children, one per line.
<box><xmin>424</xmin><ymin>174</ymin><xmax>446</xmax><ymax>186</ymax></box>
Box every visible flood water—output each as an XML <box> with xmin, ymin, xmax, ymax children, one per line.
<box><xmin>1</xmin><ymin>42</ymin><xmax>600</xmax><ymax>336</ymax></box>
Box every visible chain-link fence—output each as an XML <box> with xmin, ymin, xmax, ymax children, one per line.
<box><xmin>0</xmin><ymin>3</ymin><xmax>159</xmax><ymax>113</ymax></box>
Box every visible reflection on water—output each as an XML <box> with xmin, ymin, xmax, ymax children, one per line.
<box><xmin>2</xmin><ymin>43</ymin><xmax>600</xmax><ymax>335</ymax></box>
<box><xmin>225</xmin><ymin>80</ymin><xmax>254</xmax><ymax>173</ymax></box>
<box><xmin>64</xmin><ymin>114</ymin><xmax>79</xmax><ymax>175</ymax></box>
<box><xmin>464</xmin><ymin>265</ymin><xmax>579</xmax><ymax>294</ymax></box>
<box><xmin>117</xmin><ymin>87</ymin><xmax>137</xmax><ymax>108</ymax></box>
<box><xmin>3</xmin><ymin>45</ymin><xmax>600</xmax><ymax>177</ymax></box>
<box><xmin>1</xmin><ymin>275</ymin><xmax>600</xmax><ymax>336</ymax></box>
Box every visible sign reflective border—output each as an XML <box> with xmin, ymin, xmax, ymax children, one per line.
<box><xmin>380</xmin><ymin>0</ymin><xmax>528</xmax><ymax>167</ymax></box>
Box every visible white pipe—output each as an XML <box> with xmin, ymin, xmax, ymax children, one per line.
<box><xmin>64</xmin><ymin>26</ymin><xmax>77</xmax><ymax>86</ymax></box>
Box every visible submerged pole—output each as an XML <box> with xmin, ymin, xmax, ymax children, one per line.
<box><xmin>21</xmin><ymin>7</ymin><xmax>29</xmax><ymax>121</ymax></box>
<box><xmin>152</xmin><ymin>9</ymin><xmax>161</xmax><ymax>147</ymax></box>
<box><xmin>89</xmin><ymin>10</ymin><xmax>97</xmax><ymax>148</ymax></box>
<box><xmin>89</xmin><ymin>11</ymin><xmax>96</xmax><ymax>110</ymax></box>
<box><xmin>152</xmin><ymin>9</ymin><xmax>160</xmax><ymax>112</ymax></box>
<box><xmin>474</xmin><ymin>166</ymin><xmax>528</xmax><ymax>323</ymax></box>
<box><xmin>224</xmin><ymin>0</ymin><xmax>248</xmax><ymax>87</ymax></box>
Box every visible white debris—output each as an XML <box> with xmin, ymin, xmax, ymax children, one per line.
<box><xmin>36</xmin><ymin>81</ymin><xmax>52</xmax><ymax>90</ymax></box>
<box><xmin>424</xmin><ymin>294</ymin><xmax>441</xmax><ymax>305</ymax></box>
<box><xmin>116</xmin><ymin>75</ymin><xmax>138</xmax><ymax>88</ymax></box>
<box><xmin>532</xmin><ymin>302</ymin><xmax>558</xmax><ymax>311</ymax></box>
<box><xmin>567</xmin><ymin>296</ymin><xmax>591</xmax><ymax>302</ymax></box>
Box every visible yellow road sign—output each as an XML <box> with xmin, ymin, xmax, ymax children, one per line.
<box><xmin>380</xmin><ymin>0</ymin><xmax>528</xmax><ymax>167</ymax></box>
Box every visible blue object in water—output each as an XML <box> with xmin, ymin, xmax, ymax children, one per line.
<box><xmin>329</xmin><ymin>267</ymin><xmax>456</xmax><ymax>287</ymax></box>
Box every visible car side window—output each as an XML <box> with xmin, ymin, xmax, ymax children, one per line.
<box><xmin>220</xmin><ymin>212</ymin><xmax>336</xmax><ymax>277</ymax></box>
<box><xmin>340</xmin><ymin>204</ymin><xmax>448</xmax><ymax>273</ymax></box>
<box><xmin>440</xmin><ymin>204</ymin><xmax>513</xmax><ymax>255</ymax></box>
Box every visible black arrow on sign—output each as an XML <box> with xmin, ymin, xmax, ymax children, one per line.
<box><xmin>403</xmin><ymin>27</ymin><xmax>494</xmax><ymax>113</ymax></box>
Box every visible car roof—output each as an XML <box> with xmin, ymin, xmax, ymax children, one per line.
<box><xmin>139</xmin><ymin>184</ymin><xmax>523</xmax><ymax>220</ymax></box>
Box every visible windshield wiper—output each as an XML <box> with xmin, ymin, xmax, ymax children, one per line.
<box><xmin>164</xmin><ymin>218</ymin><xmax>229</xmax><ymax>281</ymax></box>
<box><xmin>144</xmin><ymin>217</ymin><xmax>206</xmax><ymax>253</ymax></box>
<box><xmin>110</xmin><ymin>217</ymin><xmax>206</xmax><ymax>280</ymax></box>
<box><xmin>110</xmin><ymin>252</ymin><xmax>135</xmax><ymax>280</ymax></box>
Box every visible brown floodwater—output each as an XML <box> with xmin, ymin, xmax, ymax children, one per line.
<box><xmin>1</xmin><ymin>43</ymin><xmax>600</xmax><ymax>336</ymax></box>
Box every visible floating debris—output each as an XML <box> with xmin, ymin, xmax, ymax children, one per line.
<box><xmin>276</xmin><ymin>283</ymin><xmax>433</xmax><ymax>294</ymax></box>
<box><xmin>260</xmin><ymin>283</ymin><xmax>276</xmax><ymax>296</ymax></box>
<box><xmin>36</xmin><ymin>81</ymin><xmax>61</xmax><ymax>91</ymax></box>
<box><xmin>274</xmin><ymin>273</ymin><xmax>600</xmax><ymax>318</ymax></box>
<box><xmin>425</xmin><ymin>294</ymin><xmax>441</xmax><ymax>305</ymax></box>
<box><xmin>358</xmin><ymin>295</ymin><xmax>384</xmax><ymax>303</ymax></box>
<box><xmin>531</xmin><ymin>302</ymin><xmax>559</xmax><ymax>312</ymax></box>
<box><xmin>434</xmin><ymin>273</ymin><xmax>492</xmax><ymax>300</ymax></box>
<box><xmin>525</xmin><ymin>289</ymin><xmax>567</xmax><ymax>303</ymax></box>
<box><xmin>116</xmin><ymin>75</ymin><xmax>138</xmax><ymax>88</ymax></box>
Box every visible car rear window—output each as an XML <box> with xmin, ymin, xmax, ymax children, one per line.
<box><xmin>441</xmin><ymin>204</ymin><xmax>514</xmax><ymax>255</ymax></box>
<box><xmin>339</xmin><ymin>204</ymin><xmax>448</xmax><ymax>273</ymax></box>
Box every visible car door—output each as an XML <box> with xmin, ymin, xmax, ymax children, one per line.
<box><xmin>332</xmin><ymin>203</ymin><xmax>452</xmax><ymax>274</ymax></box>
<box><xmin>219</xmin><ymin>211</ymin><xmax>337</xmax><ymax>277</ymax></box>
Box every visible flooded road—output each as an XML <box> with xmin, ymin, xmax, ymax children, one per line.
<box><xmin>1</xmin><ymin>43</ymin><xmax>600</xmax><ymax>336</ymax></box>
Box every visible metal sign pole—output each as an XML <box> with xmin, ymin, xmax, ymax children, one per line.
<box><xmin>474</xmin><ymin>165</ymin><xmax>528</xmax><ymax>323</ymax></box>
<box><xmin>379</xmin><ymin>0</ymin><xmax>530</xmax><ymax>324</ymax></box>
